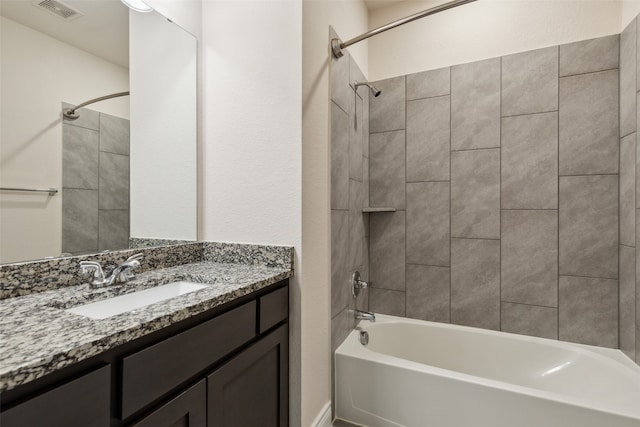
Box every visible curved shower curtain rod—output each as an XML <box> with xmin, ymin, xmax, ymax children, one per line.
<box><xmin>63</xmin><ymin>91</ymin><xmax>130</xmax><ymax>120</ymax></box>
<box><xmin>331</xmin><ymin>0</ymin><xmax>477</xmax><ymax>59</ymax></box>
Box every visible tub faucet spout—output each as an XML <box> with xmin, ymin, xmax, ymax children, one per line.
<box><xmin>355</xmin><ymin>309</ymin><xmax>376</xmax><ymax>322</ymax></box>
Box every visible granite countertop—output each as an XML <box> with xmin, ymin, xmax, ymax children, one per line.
<box><xmin>0</xmin><ymin>261</ymin><xmax>292</xmax><ymax>393</ymax></box>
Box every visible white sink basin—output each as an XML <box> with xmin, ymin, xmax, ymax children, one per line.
<box><xmin>65</xmin><ymin>281</ymin><xmax>209</xmax><ymax>319</ymax></box>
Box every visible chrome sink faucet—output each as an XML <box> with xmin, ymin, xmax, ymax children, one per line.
<box><xmin>80</xmin><ymin>253</ymin><xmax>144</xmax><ymax>288</ymax></box>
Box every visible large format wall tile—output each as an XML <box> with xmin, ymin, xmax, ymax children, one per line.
<box><xmin>501</xmin><ymin>112</ymin><xmax>558</xmax><ymax>209</ymax></box>
<box><xmin>406</xmin><ymin>67</ymin><xmax>450</xmax><ymax>100</ymax></box>
<box><xmin>100</xmin><ymin>113</ymin><xmax>130</xmax><ymax>155</ymax></box>
<box><xmin>621</xmin><ymin>18</ymin><xmax>637</xmax><ymax>138</ymax></box>
<box><xmin>559</xmin><ymin>35</ymin><xmax>619</xmax><ymax>77</ymax></box>
<box><xmin>621</xmin><ymin>133</ymin><xmax>636</xmax><ymax>247</ymax></box>
<box><xmin>406</xmin><ymin>96</ymin><xmax>450</xmax><ymax>182</ymax></box>
<box><xmin>98</xmin><ymin>210</ymin><xmax>129</xmax><ymax>252</ymax></box>
<box><xmin>370</xmin><ymin>288</ymin><xmax>406</xmax><ymax>317</ymax></box>
<box><xmin>620</xmin><ymin>245</ymin><xmax>636</xmax><ymax>360</ymax></box>
<box><xmin>350</xmin><ymin>55</ymin><xmax>366</xmax><ymax>97</ymax></box>
<box><xmin>407</xmin><ymin>182</ymin><xmax>450</xmax><ymax>266</ymax></box>
<box><xmin>559</xmin><ymin>175</ymin><xmax>618</xmax><ymax>279</ymax></box>
<box><xmin>502</xmin><ymin>210</ymin><xmax>558</xmax><ymax>307</ymax></box>
<box><xmin>349</xmin><ymin>95</ymin><xmax>364</xmax><ymax>181</ymax></box>
<box><xmin>369</xmin><ymin>130</ymin><xmax>406</xmax><ymax>209</ymax></box>
<box><xmin>559</xmin><ymin>275</ymin><xmax>618</xmax><ymax>347</ymax></box>
<box><xmin>62</xmin><ymin>125</ymin><xmax>99</xmax><ymax>190</ymax></box>
<box><xmin>99</xmin><ymin>152</ymin><xmax>130</xmax><ymax>210</ymax></box>
<box><xmin>451</xmin><ymin>238</ymin><xmax>500</xmax><ymax>330</ymax></box>
<box><xmin>451</xmin><ymin>58</ymin><xmax>500</xmax><ymax>150</ymax></box>
<box><xmin>406</xmin><ymin>265</ymin><xmax>450</xmax><ymax>322</ymax></box>
<box><xmin>559</xmin><ymin>70</ymin><xmax>619</xmax><ymax>175</ymax></box>
<box><xmin>370</xmin><ymin>212</ymin><xmax>405</xmax><ymax>291</ymax></box>
<box><xmin>348</xmin><ymin>180</ymin><xmax>365</xmax><ymax>271</ymax></box>
<box><xmin>331</xmin><ymin>210</ymin><xmax>349</xmax><ymax>318</ymax></box>
<box><xmin>330</xmin><ymin>27</ymin><xmax>351</xmax><ymax>113</ymax></box>
<box><xmin>502</xmin><ymin>46</ymin><xmax>558</xmax><ymax>116</ymax></box>
<box><xmin>451</xmin><ymin>149</ymin><xmax>500</xmax><ymax>239</ymax></box>
<box><xmin>501</xmin><ymin>302</ymin><xmax>558</xmax><ymax>339</ymax></box>
<box><xmin>370</xmin><ymin>76</ymin><xmax>406</xmax><ymax>133</ymax></box>
<box><xmin>331</xmin><ymin>102</ymin><xmax>349</xmax><ymax>209</ymax></box>
<box><xmin>62</xmin><ymin>188</ymin><xmax>98</xmax><ymax>254</ymax></box>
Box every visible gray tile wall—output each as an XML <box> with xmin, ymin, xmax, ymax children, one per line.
<box><xmin>62</xmin><ymin>106</ymin><xmax>130</xmax><ymax>255</ymax></box>
<box><xmin>367</xmin><ymin>34</ymin><xmax>622</xmax><ymax>351</ymax></box>
<box><xmin>620</xmin><ymin>18</ymin><xmax>639</xmax><ymax>363</ymax></box>
<box><xmin>329</xmin><ymin>27</ymin><xmax>370</xmax><ymax>411</ymax></box>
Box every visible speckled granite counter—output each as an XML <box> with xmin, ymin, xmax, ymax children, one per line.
<box><xmin>0</xmin><ymin>260</ymin><xmax>292</xmax><ymax>393</ymax></box>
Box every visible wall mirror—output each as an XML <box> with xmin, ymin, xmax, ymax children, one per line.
<box><xmin>0</xmin><ymin>0</ymin><xmax>197</xmax><ymax>264</ymax></box>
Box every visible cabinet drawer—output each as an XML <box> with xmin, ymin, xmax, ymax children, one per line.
<box><xmin>259</xmin><ymin>286</ymin><xmax>288</xmax><ymax>333</ymax></box>
<box><xmin>1</xmin><ymin>365</ymin><xmax>110</xmax><ymax>427</ymax></box>
<box><xmin>121</xmin><ymin>301</ymin><xmax>256</xmax><ymax>419</ymax></box>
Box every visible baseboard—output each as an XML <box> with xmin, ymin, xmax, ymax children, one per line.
<box><xmin>312</xmin><ymin>401</ymin><xmax>332</xmax><ymax>427</ymax></box>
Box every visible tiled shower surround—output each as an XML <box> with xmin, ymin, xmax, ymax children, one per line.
<box><xmin>62</xmin><ymin>105</ymin><xmax>130</xmax><ymax>255</ymax></box>
<box><xmin>332</xmin><ymin>24</ymin><xmax>640</xmax><ymax>364</ymax></box>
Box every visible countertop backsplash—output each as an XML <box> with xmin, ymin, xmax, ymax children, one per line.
<box><xmin>0</xmin><ymin>241</ymin><xmax>294</xmax><ymax>299</ymax></box>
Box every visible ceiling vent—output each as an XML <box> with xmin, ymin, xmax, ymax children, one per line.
<box><xmin>33</xmin><ymin>0</ymin><xmax>84</xmax><ymax>20</ymax></box>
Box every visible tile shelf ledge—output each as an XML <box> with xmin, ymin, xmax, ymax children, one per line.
<box><xmin>362</xmin><ymin>207</ymin><xmax>397</xmax><ymax>213</ymax></box>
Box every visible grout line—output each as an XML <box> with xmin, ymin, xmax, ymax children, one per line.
<box><xmin>451</xmin><ymin>146</ymin><xmax>500</xmax><ymax>153</ymax></box>
<box><xmin>369</xmin><ymin>128</ymin><xmax>406</xmax><ymax>135</ymax></box>
<box><xmin>559</xmin><ymin>67</ymin><xmax>620</xmax><ymax>79</ymax></box>
<box><xmin>451</xmin><ymin>237</ymin><xmax>501</xmax><ymax>241</ymax></box>
<box><xmin>406</xmin><ymin>180</ymin><xmax>451</xmax><ymax>184</ymax></box>
<box><xmin>406</xmin><ymin>262</ymin><xmax>451</xmax><ymax>268</ymax></box>
<box><xmin>560</xmin><ymin>273</ymin><xmax>619</xmax><ymax>281</ymax></box>
<box><xmin>501</xmin><ymin>208</ymin><xmax>558</xmax><ymax>211</ymax></box>
<box><xmin>557</xmin><ymin>51</ymin><xmax>561</xmax><ymax>340</ymax></box>
<box><xmin>501</xmin><ymin>110</ymin><xmax>558</xmax><ymax>119</ymax></box>
<box><xmin>499</xmin><ymin>55</ymin><xmax>503</xmax><ymax>332</ymax></box>
<box><xmin>501</xmin><ymin>300</ymin><xmax>558</xmax><ymax>310</ymax></box>
<box><xmin>558</xmin><ymin>173</ymin><xmax>619</xmax><ymax>177</ymax></box>
<box><xmin>407</xmin><ymin>93</ymin><xmax>451</xmax><ymax>103</ymax></box>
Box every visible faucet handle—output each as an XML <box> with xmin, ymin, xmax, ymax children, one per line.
<box><xmin>125</xmin><ymin>253</ymin><xmax>144</xmax><ymax>263</ymax></box>
<box><xmin>79</xmin><ymin>261</ymin><xmax>106</xmax><ymax>285</ymax></box>
<box><xmin>351</xmin><ymin>271</ymin><xmax>369</xmax><ymax>298</ymax></box>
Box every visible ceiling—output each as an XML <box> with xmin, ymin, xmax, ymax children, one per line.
<box><xmin>1</xmin><ymin>0</ymin><xmax>129</xmax><ymax>68</ymax></box>
<box><xmin>364</xmin><ymin>0</ymin><xmax>409</xmax><ymax>11</ymax></box>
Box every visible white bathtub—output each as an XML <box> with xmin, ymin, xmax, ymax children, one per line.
<box><xmin>335</xmin><ymin>314</ymin><xmax>640</xmax><ymax>427</ymax></box>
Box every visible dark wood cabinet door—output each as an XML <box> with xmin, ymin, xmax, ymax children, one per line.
<box><xmin>0</xmin><ymin>365</ymin><xmax>110</xmax><ymax>427</ymax></box>
<box><xmin>207</xmin><ymin>324</ymin><xmax>288</xmax><ymax>427</ymax></box>
<box><xmin>131</xmin><ymin>379</ymin><xmax>206</xmax><ymax>427</ymax></box>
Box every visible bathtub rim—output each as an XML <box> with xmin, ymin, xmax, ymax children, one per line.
<box><xmin>335</xmin><ymin>313</ymin><xmax>640</xmax><ymax>421</ymax></box>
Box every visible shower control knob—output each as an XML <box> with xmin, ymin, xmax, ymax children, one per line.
<box><xmin>351</xmin><ymin>271</ymin><xmax>369</xmax><ymax>298</ymax></box>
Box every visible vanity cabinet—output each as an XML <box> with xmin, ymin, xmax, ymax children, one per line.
<box><xmin>0</xmin><ymin>281</ymin><xmax>289</xmax><ymax>427</ymax></box>
<box><xmin>131</xmin><ymin>379</ymin><xmax>206</xmax><ymax>427</ymax></box>
<box><xmin>208</xmin><ymin>324</ymin><xmax>288</xmax><ymax>427</ymax></box>
<box><xmin>1</xmin><ymin>365</ymin><xmax>111</xmax><ymax>427</ymax></box>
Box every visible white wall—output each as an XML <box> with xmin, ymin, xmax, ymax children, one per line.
<box><xmin>129</xmin><ymin>11</ymin><xmax>197</xmax><ymax>241</ymax></box>
<box><xmin>0</xmin><ymin>17</ymin><xmax>128</xmax><ymax>263</ymax></box>
<box><xmin>200</xmin><ymin>1</ymin><xmax>303</xmax><ymax>424</ymax></box>
<box><xmin>368</xmin><ymin>0</ymin><xmax>623</xmax><ymax>81</ymax></box>
<box><xmin>621</xmin><ymin>0</ymin><xmax>640</xmax><ymax>29</ymax></box>
<box><xmin>302</xmin><ymin>0</ymin><xmax>369</xmax><ymax>424</ymax></box>
<box><xmin>144</xmin><ymin>0</ymin><xmax>202</xmax><ymax>39</ymax></box>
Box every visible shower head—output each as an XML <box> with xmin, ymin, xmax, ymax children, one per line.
<box><xmin>354</xmin><ymin>81</ymin><xmax>381</xmax><ymax>97</ymax></box>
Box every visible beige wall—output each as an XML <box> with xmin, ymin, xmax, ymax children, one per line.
<box><xmin>0</xmin><ymin>17</ymin><xmax>128</xmax><ymax>263</ymax></box>
<box><xmin>302</xmin><ymin>0</ymin><xmax>369</xmax><ymax>424</ymax></box>
<box><xmin>368</xmin><ymin>0</ymin><xmax>623</xmax><ymax>81</ymax></box>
